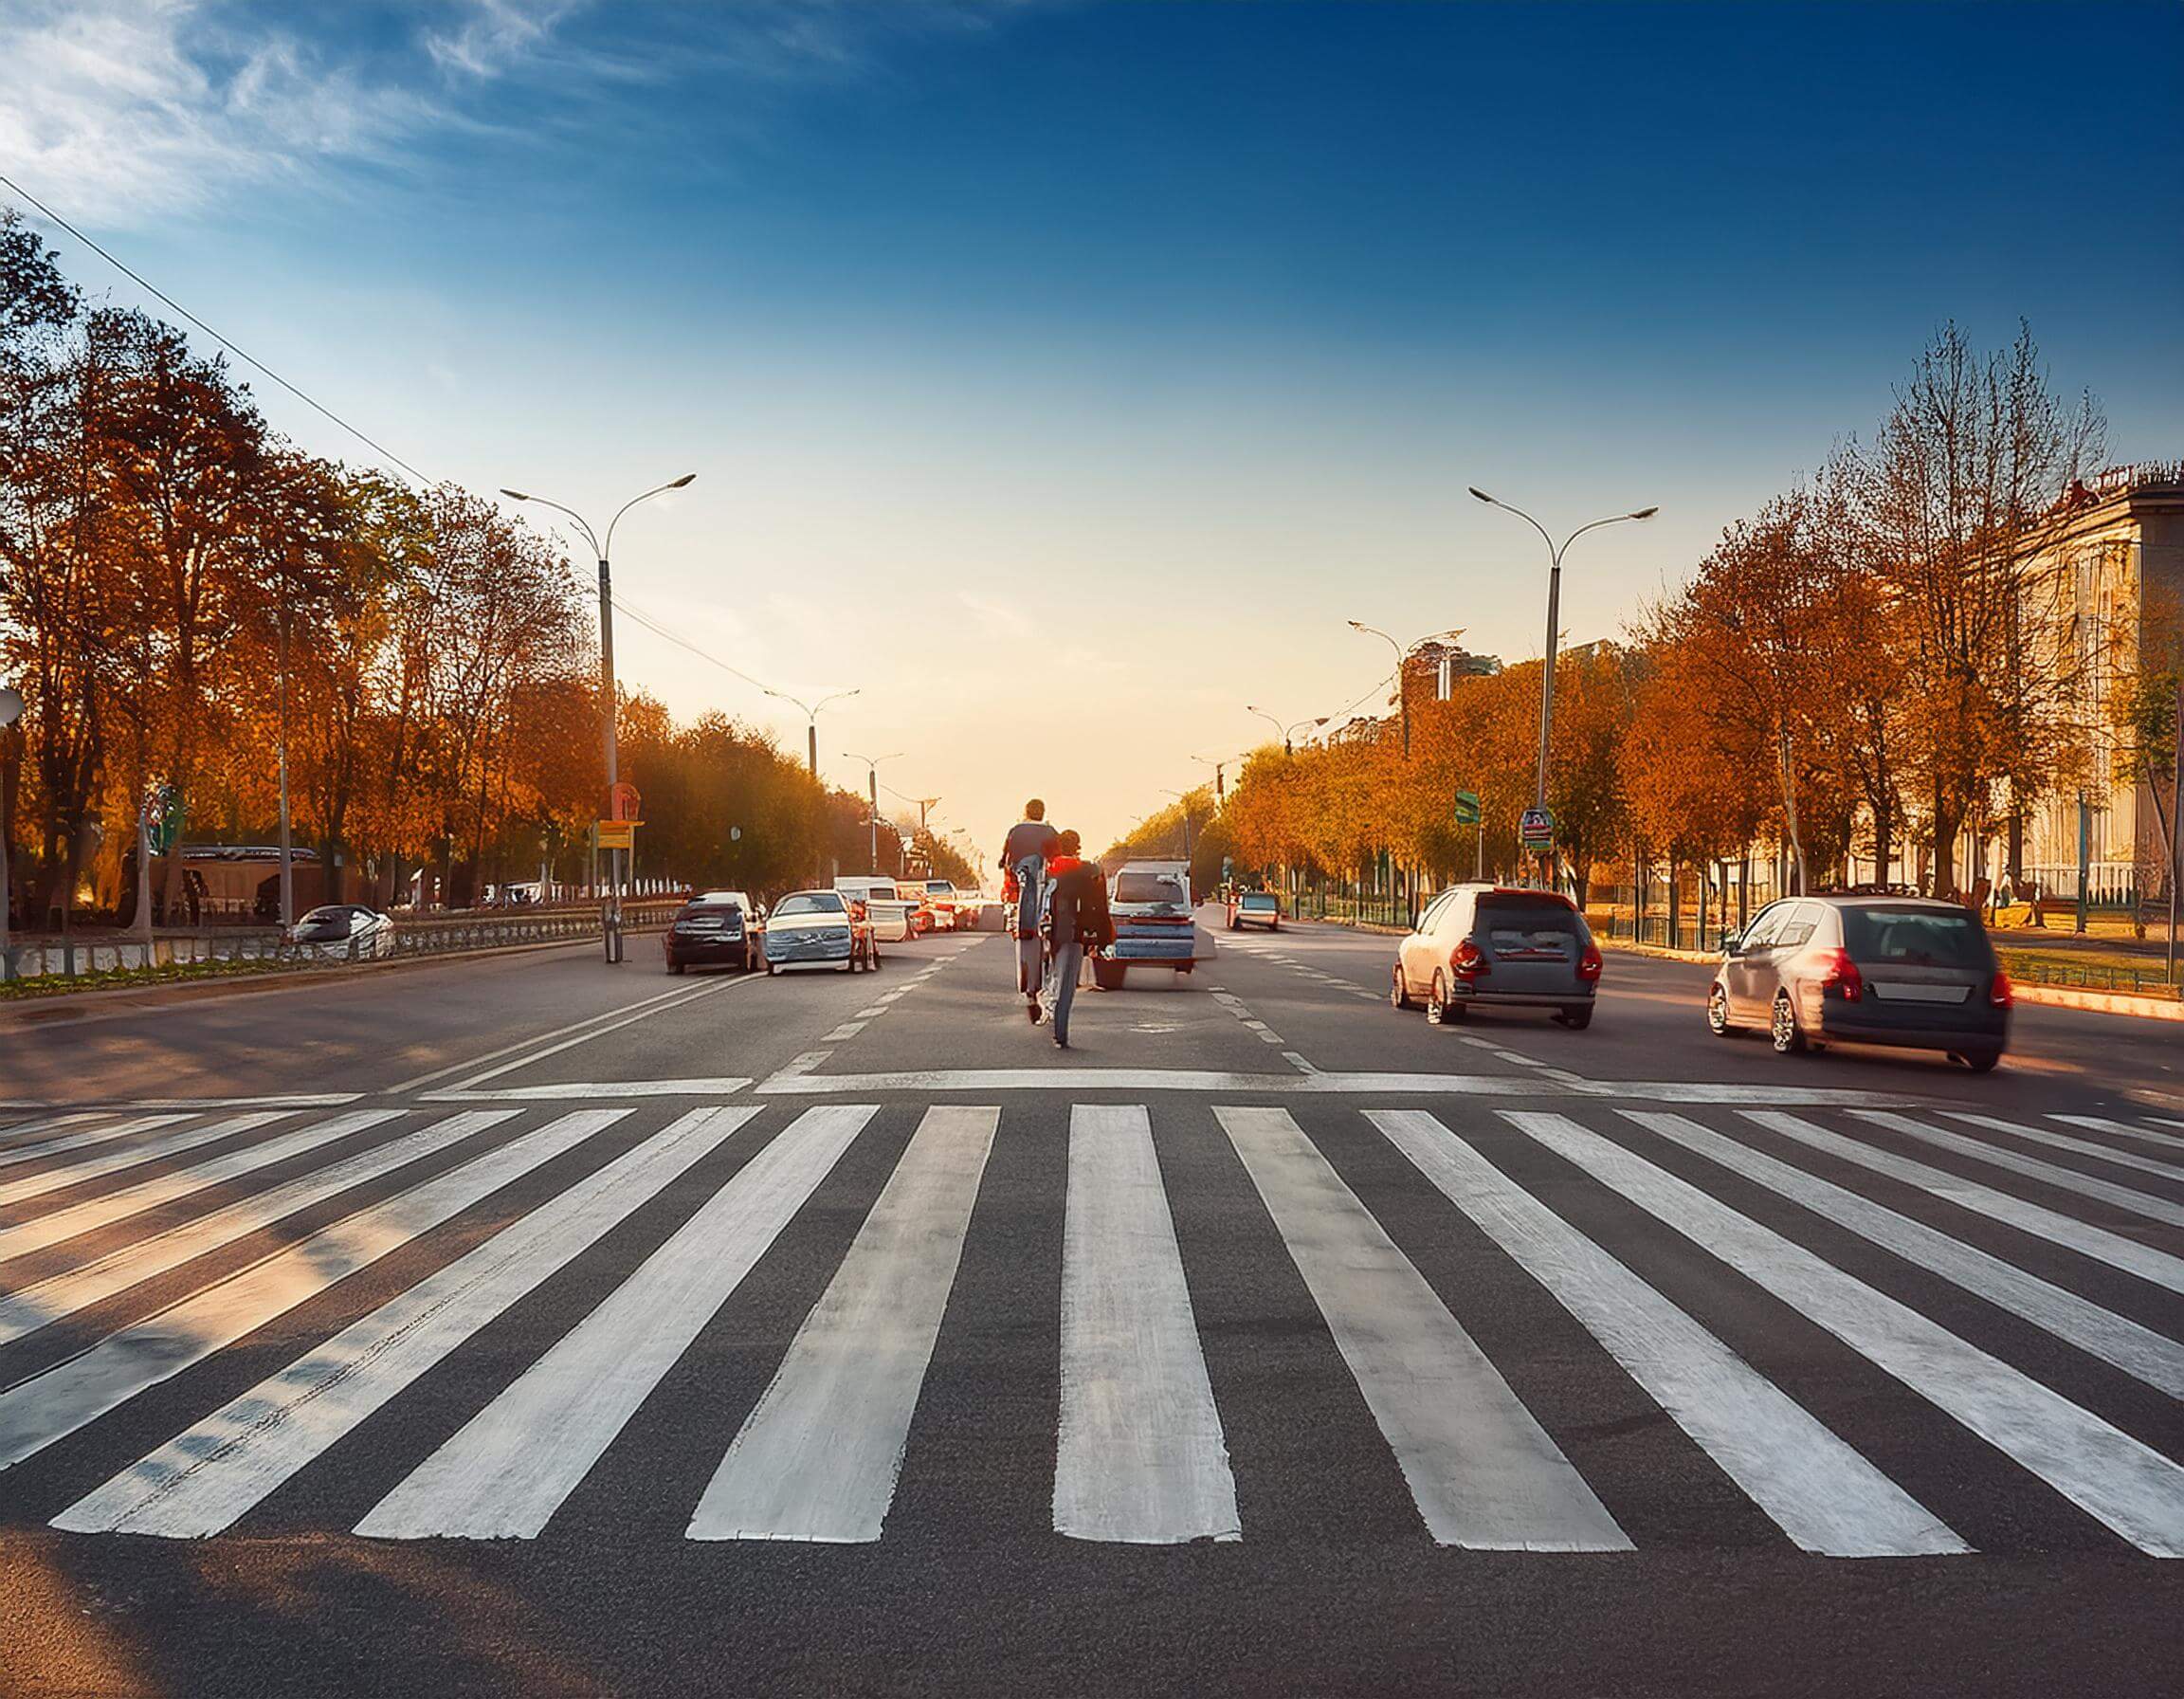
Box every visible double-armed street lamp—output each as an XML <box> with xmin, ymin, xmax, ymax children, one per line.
<box><xmin>770</xmin><ymin>686</ymin><xmax>861</xmax><ymax>776</ymax></box>
<box><xmin>501</xmin><ymin>473</ymin><xmax>695</xmax><ymax>962</ymax></box>
<box><xmin>1468</xmin><ymin>488</ymin><xmax>1656</xmax><ymax>879</ymax></box>
<box><xmin>1246</xmin><ymin>705</ymin><xmax>1330</xmax><ymax>758</ymax></box>
<box><xmin>1344</xmin><ymin>623</ymin><xmax>1467</xmax><ymax>757</ymax></box>
<box><xmin>843</xmin><ymin>750</ymin><xmax>903</xmax><ymax>874</ymax></box>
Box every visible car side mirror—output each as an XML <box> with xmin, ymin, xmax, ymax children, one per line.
<box><xmin>1720</xmin><ymin>931</ymin><xmax>1742</xmax><ymax>956</ymax></box>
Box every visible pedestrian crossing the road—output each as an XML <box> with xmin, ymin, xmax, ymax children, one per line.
<box><xmin>4</xmin><ymin>1092</ymin><xmax>2182</xmax><ymax>1558</ymax></box>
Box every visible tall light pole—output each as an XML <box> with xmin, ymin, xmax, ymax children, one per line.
<box><xmin>770</xmin><ymin>686</ymin><xmax>860</xmax><ymax>776</ymax></box>
<box><xmin>1190</xmin><ymin>753</ymin><xmax>1230</xmax><ymax>802</ymax></box>
<box><xmin>1345</xmin><ymin>624</ymin><xmax>1466</xmax><ymax>757</ymax></box>
<box><xmin>1162</xmin><ymin>789</ymin><xmax>1197</xmax><ymax>864</ymax></box>
<box><xmin>1469</xmin><ymin>489</ymin><xmax>1655</xmax><ymax>818</ymax></box>
<box><xmin>1246</xmin><ymin>706</ymin><xmax>1330</xmax><ymax>758</ymax></box>
<box><xmin>844</xmin><ymin>750</ymin><xmax>902</xmax><ymax>874</ymax></box>
<box><xmin>501</xmin><ymin>474</ymin><xmax>695</xmax><ymax>962</ymax></box>
<box><xmin>0</xmin><ymin>684</ymin><xmax>19</xmax><ymax>981</ymax></box>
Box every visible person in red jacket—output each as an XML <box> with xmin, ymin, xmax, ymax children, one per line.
<box><xmin>1039</xmin><ymin>831</ymin><xmax>1113</xmax><ymax>1048</ymax></box>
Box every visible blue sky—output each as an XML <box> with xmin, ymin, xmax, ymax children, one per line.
<box><xmin>6</xmin><ymin>0</ymin><xmax>2180</xmax><ymax>854</ymax></box>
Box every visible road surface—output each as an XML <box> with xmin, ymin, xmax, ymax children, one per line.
<box><xmin>3</xmin><ymin>914</ymin><xmax>2181</xmax><ymax>1696</ymax></box>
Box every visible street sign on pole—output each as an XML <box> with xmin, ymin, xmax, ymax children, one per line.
<box><xmin>1520</xmin><ymin>804</ymin><xmax>1555</xmax><ymax>852</ymax></box>
<box><xmin>1453</xmin><ymin>790</ymin><xmax>1483</xmax><ymax>828</ymax></box>
<box><xmin>596</xmin><ymin>818</ymin><xmax>637</xmax><ymax>851</ymax></box>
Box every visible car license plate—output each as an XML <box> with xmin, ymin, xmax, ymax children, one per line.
<box><xmin>1870</xmin><ymin>982</ymin><xmax>1970</xmax><ymax>1004</ymax></box>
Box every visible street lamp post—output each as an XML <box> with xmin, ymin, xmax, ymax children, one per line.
<box><xmin>0</xmin><ymin>684</ymin><xmax>19</xmax><ymax>981</ymax></box>
<box><xmin>1345</xmin><ymin>624</ymin><xmax>1466</xmax><ymax>757</ymax></box>
<box><xmin>770</xmin><ymin>686</ymin><xmax>861</xmax><ymax>776</ymax></box>
<box><xmin>844</xmin><ymin>751</ymin><xmax>903</xmax><ymax>874</ymax></box>
<box><xmin>1162</xmin><ymin>789</ymin><xmax>1196</xmax><ymax>864</ymax></box>
<box><xmin>1246</xmin><ymin>706</ymin><xmax>1329</xmax><ymax>758</ymax></box>
<box><xmin>501</xmin><ymin>474</ymin><xmax>695</xmax><ymax>962</ymax></box>
<box><xmin>1469</xmin><ymin>488</ymin><xmax>1656</xmax><ymax>882</ymax></box>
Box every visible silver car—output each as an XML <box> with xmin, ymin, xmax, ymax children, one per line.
<box><xmin>761</xmin><ymin>890</ymin><xmax>867</xmax><ymax>974</ymax></box>
<box><xmin>1392</xmin><ymin>885</ymin><xmax>1601</xmax><ymax>1028</ymax></box>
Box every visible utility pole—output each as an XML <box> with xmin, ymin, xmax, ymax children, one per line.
<box><xmin>845</xmin><ymin>751</ymin><xmax>902</xmax><ymax>877</ymax></box>
<box><xmin>2168</xmin><ymin>691</ymin><xmax>2181</xmax><ymax>985</ymax></box>
<box><xmin>276</xmin><ymin>580</ymin><xmax>294</xmax><ymax>927</ymax></box>
<box><xmin>0</xmin><ymin>684</ymin><xmax>21</xmax><ymax>980</ymax></box>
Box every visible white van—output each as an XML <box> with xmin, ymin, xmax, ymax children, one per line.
<box><xmin>834</xmin><ymin>876</ymin><xmax>918</xmax><ymax>943</ymax></box>
<box><xmin>1093</xmin><ymin>859</ymin><xmax>1198</xmax><ymax>988</ymax></box>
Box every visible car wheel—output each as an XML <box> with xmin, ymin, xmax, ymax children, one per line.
<box><xmin>1425</xmin><ymin>973</ymin><xmax>1450</xmax><ymax>1026</ymax></box>
<box><xmin>1957</xmin><ymin>1050</ymin><xmax>2002</xmax><ymax>1074</ymax></box>
<box><xmin>1391</xmin><ymin>966</ymin><xmax>1416</xmax><ymax>1011</ymax></box>
<box><xmin>1556</xmin><ymin>1004</ymin><xmax>1594</xmax><ymax>1031</ymax></box>
<box><xmin>1269</xmin><ymin>920</ymin><xmax>1280</xmax><ymax>932</ymax></box>
<box><xmin>1706</xmin><ymin>982</ymin><xmax>1732</xmax><ymax>1036</ymax></box>
<box><xmin>763</xmin><ymin>956</ymin><xmax>777</xmax><ymax>977</ymax></box>
<box><xmin>1770</xmin><ymin>992</ymin><xmax>1808</xmax><ymax>1055</ymax></box>
<box><xmin>870</xmin><ymin>943</ymin><xmax>883</xmax><ymax>969</ymax></box>
<box><xmin>1092</xmin><ymin>957</ymin><xmax>1126</xmax><ymax>991</ymax></box>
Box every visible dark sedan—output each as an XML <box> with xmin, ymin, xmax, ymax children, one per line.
<box><xmin>663</xmin><ymin>897</ymin><xmax>759</xmax><ymax>975</ymax></box>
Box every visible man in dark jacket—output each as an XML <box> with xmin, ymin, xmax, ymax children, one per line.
<box><xmin>1040</xmin><ymin>831</ymin><xmax>1111</xmax><ymax>1049</ymax></box>
<box><xmin>1002</xmin><ymin>799</ymin><xmax>1060</xmax><ymax>1015</ymax></box>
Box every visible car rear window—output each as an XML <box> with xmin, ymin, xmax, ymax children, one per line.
<box><xmin>1116</xmin><ymin>873</ymin><xmax>1187</xmax><ymax>904</ymax></box>
<box><xmin>1241</xmin><ymin>894</ymin><xmax>1276</xmax><ymax>909</ymax></box>
<box><xmin>1475</xmin><ymin>894</ymin><xmax>1578</xmax><ymax>930</ymax></box>
<box><xmin>1841</xmin><ymin>907</ymin><xmax>1993</xmax><ymax>967</ymax></box>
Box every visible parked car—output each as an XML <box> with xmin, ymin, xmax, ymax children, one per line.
<box><xmin>1226</xmin><ymin>890</ymin><xmax>1281</xmax><ymax>932</ymax></box>
<box><xmin>286</xmin><ymin>904</ymin><xmax>396</xmax><ymax>960</ymax></box>
<box><xmin>761</xmin><ymin>889</ymin><xmax>871</xmax><ymax>974</ymax></box>
<box><xmin>920</xmin><ymin>879</ymin><xmax>965</xmax><ymax>931</ymax></box>
<box><xmin>834</xmin><ymin>877</ymin><xmax>915</xmax><ymax>943</ymax></box>
<box><xmin>1093</xmin><ymin>859</ymin><xmax>1196</xmax><ymax>990</ymax></box>
<box><xmin>1392</xmin><ymin>884</ymin><xmax>1600</xmax><ymax>1028</ymax></box>
<box><xmin>1708</xmin><ymin>894</ymin><xmax>2009</xmax><ymax>1070</ymax></box>
<box><xmin>664</xmin><ymin>894</ymin><xmax>759</xmax><ymax>975</ymax></box>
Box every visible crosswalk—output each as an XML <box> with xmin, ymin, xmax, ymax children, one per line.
<box><xmin>3</xmin><ymin>1092</ymin><xmax>2181</xmax><ymax>1556</ymax></box>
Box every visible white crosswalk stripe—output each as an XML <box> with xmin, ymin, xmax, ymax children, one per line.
<box><xmin>0</xmin><ymin>1112</ymin><xmax>288</xmax><ymax>1209</ymax></box>
<box><xmin>1945</xmin><ymin>1112</ymin><xmax>2184</xmax><ymax>1184</ymax></box>
<box><xmin>0</xmin><ymin>1095</ymin><xmax>2175</xmax><ymax>1559</ymax></box>
<box><xmin>1851</xmin><ymin>1110</ymin><xmax>2184</xmax><ymax>1230</ymax></box>
<box><xmin>0</xmin><ymin>1113</ymin><xmax>191</xmax><ymax>1169</ymax></box>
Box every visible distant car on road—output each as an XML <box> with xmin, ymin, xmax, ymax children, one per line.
<box><xmin>286</xmin><ymin>904</ymin><xmax>396</xmax><ymax>960</ymax></box>
<box><xmin>664</xmin><ymin>894</ymin><xmax>759</xmax><ymax>975</ymax></box>
<box><xmin>1709</xmin><ymin>893</ymin><xmax>2009</xmax><ymax>1070</ymax></box>
<box><xmin>834</xmin><ymin>877</ymin><xmax>915</xmax><ymax>943</ymax></box>
<box><xmin>1093</xmin><ymin>859</ymin><xmax>1196</xmax><ymax>990</ymax></box>
<box><xmin>1391</xmin><ymin>885</ymin><xmax>1600</xmax><ymax>1028</ymax></box>
<box><xmin>762</xmin><ymin>889</ymin><xmax>871</xmax><ymax>975</ymax></box>
<box><xmin>920</xmin><ymin>879</ymin><xmax>965</xmax><ymax>930</ymax></box>
<box><xmin>1226</xmin><ymin>890</ymin><xmax>1281</xmax><ymax>932</ymax></box>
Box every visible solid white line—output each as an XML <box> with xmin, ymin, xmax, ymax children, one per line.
<box><xmin>356</xmin><ymin>1104</ymin><xmax>877</xmax><ymax>1540</ymax></box>
<box><xmin>2051</xmin><ymin>1115</ymin><xmax>2184</xmax><ymax>1152</ymax></box>
<box><xmin>384</xmin><ymin>979</ymin><xmax>717</xmax><ymax>1093</ymax></box>
<box><xmin>1372</xmin><ymin>1109</ymin><xmax>1962</xmax><ymax>1556</ymax></box>
<box><xmin>1623</xmin><ymin>1110</ymin><xmax>2184</xmax><ymax>1400</ymax></box>
<box><xmin>0</xmin><ymin>1111</ymin><xmax>517</xmax><ymax>1349</ymax></box>
<box><xmin>0</xmin><ymin>1113</ymin><xmax>190</xmax><ymax>1171</ymax></box>
<box><xmin>0</xmin><ymin>1095</ymin><xmax>362</xmax><ymax>1111</ymax></box>
<box><xmin>751</xmin><ymin>1066</ymin><xmax>1913</xmax><ymax>1103</ymax></box>
<box><xmin>1216</xmin><ymin>1105</ymin><xmax>1629</xmax><ymax>1551</ymax></box>
<box><xmin>422</xmin><ymin>1078</ymin><xmax>751</xmax><ymax>1102</ymax></box>
<box><xmin>1054</xmin><ymin>1105</ymin><xmax>1238</xmax><ymax>1544</ymax></box>
<box><xmin>689</xmin><ymin>1105</ymin><xmax>998</xmax><ymax>1543</ymax></box>
<box><xmin>1745</xmin><ymin>1111</ymin><xmax>2184</xmax><ymax>1297</ymax></box>
<box><xmin>56</xmin><ymin>1106</ymin><xmax>757</xmax><ymax>1538</ymax></box>
<box><xmin>0</xmin><ymin>1108</ymin><xmax>403</xmax><ymax>1263</ymax></box>
<box><xmin>0</xmin><ymin>1109</ymin><xmax>625</xmax><ymax>1471</ymax></box>
<box><xmin>446</xmin><ymin>975</ymin><xmax>754</xmax><ymax>1091</ymax></box>
<box><xmin>0</xmin><ymin>1112</ymin><xmax>288</xmax><ymax>1211</ymax></box>
<box><xmin>1851</xmin><ymin>1112</ymin><xmax>2184</xmax><ymax>1230</ymax></box>
<box><xmin>0</xmin><ymin>1110</ymin><xmax>107</xmax><ymax>1146</ymax></box>
<box><xmin>1947</xmin><ymin>1113</ymin><xmax>2184</xmax><ymax>1182</ymax></box>
<box><xmin>1504</xmin><ymin>1110</ymin><xmax>2184</xmax><ymax>1558</ymax></box>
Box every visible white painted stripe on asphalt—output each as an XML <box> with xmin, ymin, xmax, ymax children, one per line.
<box><xmin>0</xmin><ymin>1096</ymin><xmax>362</xmax><ymax>1111</ymax></box>
<box><xmin>56</xmin><ymin>1106</ymin><xmax>758</xmax><ymax>1538</ymax></box>
<box><xmin>1623</xmin><ymin>1110</ymin><xmax>2184</xmax><ymax>1401</ymax></box>
<box><xmin>0</xmin><ymin>1108</ymin><xmax>404</xmax><ymax>1264</ymax></box>
<box><xmin>1053</xmin><ymin>1105</ymin><xmax>1238</xmax><ymax>1544</ymax></box>
<box><xmin>1746</xmin><ymin>1111</ymin><xmax>2184</xmax><ymax>1297</ymax></box>
<box><xmin>1373</xmin><ymin>1109</ymin><xmax>1962</xmax><ymax>1556</ymax></box>
<box><xmin>822</xmin><ymin>1023</ymin><xmax>868</xmax><ymax>1042</ymax></box>
<box><xmin>1217</xmin><ymin>1105</ymin><xmax>1629</xmax><ymax>1551</ymax></box>
<box><xmin>1505</xmin><ymin>1110</ymin><xmax>2184</xmax><ymax>1558</ymax></box>
<box><xmin>0</xmin><ymin>1112</ymin><xmax>288</xmax><ymax>1210</ymax></box>
<box><xmin>356</xmin><ymin>1103</ymin><xmax>877</xmax><ymax>1540</ymax></box>
<box><xmin>2051</xmin><ymin>1115</ymin><xmax>2184</xmax><ymax>1152</ymax></box>
<box><xmin>421</xmin><ymin>1078</ymin><xmax>752</xmax><ymax>1102</ymax></box>
<box><xmin>446</xmin><ymin>974</ymin><xmax>754</xmax><ymax>1091</ymax></box>
<box><xmin>385</xmin><ymin>979</ymin><xmax>721</xmax><ymax>1094</ymax></box>
<box><xmin>0</xmin><ymin>1111</ymin><xmax>518</xmax><ymax>1349</ymax></box>
<box><xmin>1851</xmin><ymin>1112</ymin><xmax>2184</xmax><ymax>1230</ymax></box>
<box><xmin>688</xmin><ymin>1105</ymin><xmax>998</xmax><ymax>1543</ymax></box>
<box><xmin>0</xmin><ymin>1108</ymin><xmax>623</xmax><ymax>1471</ymax></box>
<box><xmin>0</xmin><ymin>1113</ymin><xmax>189</xmax><ymax>1170</ymax></box>
<box><xmin>0</xmin><ymin>1111</ymin><xmax>106</xmax><ymax>1145</ymax></box>
<box><xmin>1948</xmin><ymin>1113</ymin><xmax>2184</xmax><ymax>1181</ymax></box>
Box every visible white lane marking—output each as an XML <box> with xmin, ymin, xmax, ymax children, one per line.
<box><xmin>1216</xmin><ymin>1105</ymin><xmax>1629</xmax><ymax>1551</ymax></box>
<box><xmin>1054</xmin><ymin>1105</ymin><xmax>1239</xmax><ymax>1544</ymax></box>
<box><xmin>1746</xmin><ymin>1111</ymin><xmax>2184</xmax><ymax>1297</ymax></box>
<box><xmin>357</xmin><ymin>1104</ymin><xmax>877</xmax><ymax>1540</ymax></box>
<box><xmin>689</xmin><ymin>1105</ymin><xmax>998</xmax><ymax>1543</ymax></box>
<box><xmin>854</xmin><ymin>1006</ymin><xmax>889</xmax><ymax>1018</ymax></box>
<box><xmin>754</xmin><ymin>1066</ymin><xmax>1911</xmax><ymax>1103</ymax></box>
<box><xmin>57</xmin><ymin>1107</ymin><xmax>759</xmax><ymax>1538</ymax></box>
<box><xmin>1505</xmin><ymin>1110</ymin><xmax>2184</xmax><ymax>1558</ymax></box>
<box><xmin>1851</xmin><ymin>1112</ymin><xmax>2184</xmax><ymax>1230</ymax></box>
<box><xmin>0</xmin><ymin>1114</ymin><xmax>181</xmax><ymax>1169</ymax></box>
<box><xmin>0</xmin><ymin>1095</ymin><xmax>362</xmax><ymax>1111</ymax></box>
<box><xmin>385</xmin><ymin>980</ymin><xmax>721</xmax><ymax>1094</ymax></box>
<box><xmin>0</xmin><ymin>1111</ymin><xmax>517</xmax><ymax>1350</ymax></box>
<box><xmin>0</xmin><ymin>1109</ymin><xmax>624</xmax><ymax>1471</ymax></box>
<box><xmin>0</xmin><ymin>1108</ymin><xmax>403</xmax><ymax>1263</ymax></box>
<box><xmin>1256</xmin><ymin>1032</ymin><xmax>1284</xmax><ymax>1045</ymax></box>
<box><xmin>0</xmin><ymin>1112</ymin><xmax>286</xmax><ymax>1211</ymax></box>
<box><xmin>822</xmin><ymin>1023</ymin><xmax>868</xmax><ymax>1042</ymax></box>
<box><xmin>422</xmin><ymin>1078</ymin><xmax>751</xmax><ymax>1102</ymax></box>
<box><xmin>1373</xmin><ymin>1109</ymin><xmax>1961</xmax><ymax>1556</ymax></box>
<box><xmin>446</xmin><ymin>974</ymin><xmax>755</xmax><ymax>1091</ymax></box>
<box><xmin>1624</xmin><ymin>1110</ymin><xmax>2184</xmax><ymax>1400</ymax></box>
<box><xmin>2052</xmin><ymin>1115</ymin><xmax>2184</xmax><ymax>1152</ymax></box>
<box><xmin>1283</xmin><ymin>1052</ymin><xmax>1320</xmax><ymax>1075</ymax></box>
<box><xmin>1949</xmin><ymin>1113</ymin><xmax>2184</xmax><ymax>1182</ymax></box>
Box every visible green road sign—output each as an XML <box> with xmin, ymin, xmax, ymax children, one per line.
<box><xmin>148</xmin><ymin>784</ymin><xmax>184</xmax><ymax>854</ymax></box>
<box><xmin>1453</xmin><ymin>790</ymin><xmax>1483</xmax><ymax>827</ymax></box>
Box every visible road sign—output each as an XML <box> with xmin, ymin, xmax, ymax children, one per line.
<box><xmin>147</xmin><ymin>784</ymin><xmax>184</xmax><ymax>854</ymax></box>
<box><xmin>610</xmin><ymin>782</ymin><xmax>642</xmax><ymax>823</ymax></box>
<box><xmin>1453</xmin><ymin>790</ymin><xmax>1483</xmax><ymax>828</ymax></box>
<box><xmin>1519</xmin><ymin>804</ymin><xmax>1555</xmax><ymax>851</ymax></box>
<box><xmin>596</xmin><ymin>818</ymin><xmax>637</xmax><ymax>850</ymax></box>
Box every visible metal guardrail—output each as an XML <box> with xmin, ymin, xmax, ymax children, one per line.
<box><xmin>2003</xmin><ymin>955</ymin><xmax>2183</xmax><ymax>1000</ymax></box>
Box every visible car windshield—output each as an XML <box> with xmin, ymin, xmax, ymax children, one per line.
<box><xmin>1116</xmin><ymin>872</ymin><xmax>1186</xmax><ymax>904</ymax></box>
<box><xmin>926</xmin><ymin>882</ymin><xmax>952</xmax><ymax>894</ymax></box>
<box><xmin>1841</xmin><ymin>907</ymin><xmax>1993</xmax><ymax>967</ymax></box>
<box><xmin>774</xmin><ymin>893</ymin><xmax>845</xmax><ymax>918</ymax></box>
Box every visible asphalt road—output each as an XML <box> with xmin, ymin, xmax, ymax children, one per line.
<box><xmin>3</xmin><ymin>914</ymin><xmax>2182</xmax><ymax>1697</ymax></box>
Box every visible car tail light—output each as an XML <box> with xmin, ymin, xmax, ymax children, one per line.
<box><xmin>1577</xmin><ymin>941</ymin><xmax>1603</xmax><ymax>981</ymax></box>
<box><xmin>1990</xmin><ymin>970</ymin><xmax>2012</xmax><ymax>1009</ymax></box>
<box><xmin>1451</xmin><ymin>938</ymin><xmax>1489</xmax><ymax>978</ymax></box>
<box><xmin>1808</xmin><ymin>946</ymin><xmax>1864</xmax><ymax>1001</ymax></box>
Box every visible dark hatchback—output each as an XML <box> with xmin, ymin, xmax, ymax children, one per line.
<box><xmin>1708</xmin><ymin>894</ymin><xmax>2010</xmax><ymax>1070</ymax></box>
<box><xmin>664</xmin><ymin>897</ymin><xmax>758</xmax><ymax>975</ymax></box>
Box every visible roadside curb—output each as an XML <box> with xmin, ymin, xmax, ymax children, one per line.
<box><xmin>0</xmin><ymin>936</ymin><xmax>605</xmax><ymax>1031</ymax></box>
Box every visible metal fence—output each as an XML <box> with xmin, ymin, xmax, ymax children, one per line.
<box><xmin>0</xmin><ymin>900</ymin><xmax>683</xmax><ymax>986</ymax></box>
<box><xmin>2003</xmin><ymin>954</ymin><xmax>2182</xmax><ymax>1001</ymax></box>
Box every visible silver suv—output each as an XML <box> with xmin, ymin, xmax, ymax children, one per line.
<box><xmin>1392</xmin><ymin>885</ymin><xmax>1602</xmax><ymax>1028</ymax></box>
